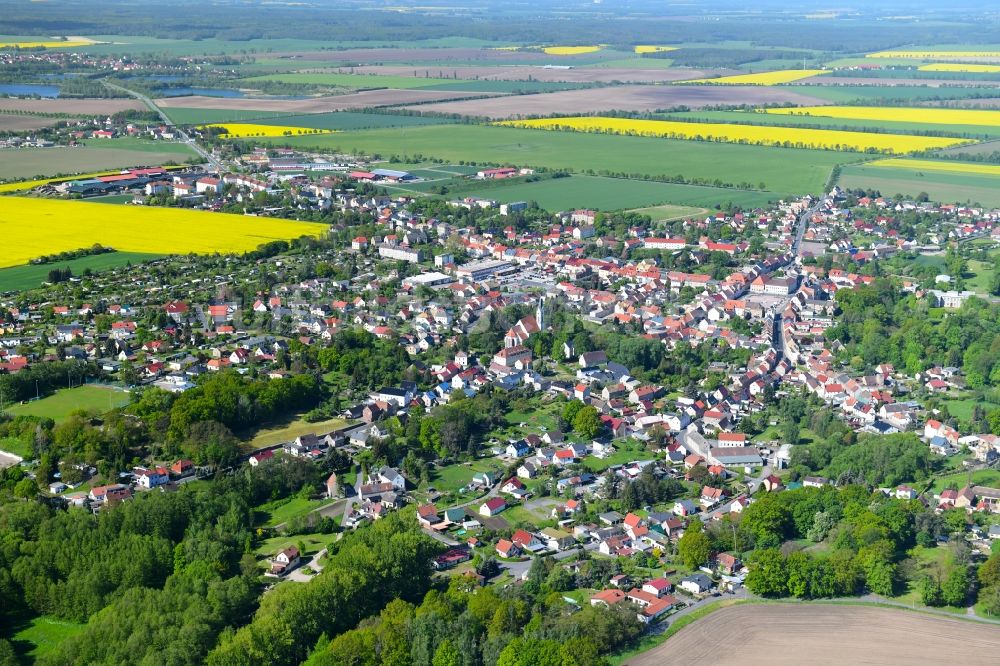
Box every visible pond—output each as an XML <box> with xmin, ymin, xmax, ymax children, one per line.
<box><xmin>0</xmin><ymin>83</ymin><xmax>60</xmax><ymax>97</ymax></box>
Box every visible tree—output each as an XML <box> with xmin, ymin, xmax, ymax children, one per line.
<box><xmin>677</xmin><ymin>519</ymin><xmax>711</xmax><ymax>569</ymax></box>
<box><xmin>740</xmin><ymin>494</ymin><xmax>791</xmax><ymax>547</ymax></box>
<box><xmin>572</xmin><ymin>405</ymin><xmax>602</xmax><ymax>439</ymax></box>
<box><xmin>433</xmin><ymin>639</ymin><xmax>461</xmax><ymax>666</ymax></box>
<box><xmin>620</xmin><ymin>482</ymin><xmax>639</xmax><ymax>512</ymax></box>
<box><xmin>919</xmin><ymin>576</ymin><xmax>943</xmax><ymax>606</ymax></box>
<box><xmin>941</xmin><ymin>567</ymin><xmax>969</xmax><ymax>607</ymax></box>
<box><xmin>746</xmin><ymin>548</ymin><xmax>788</xmax><ymax>597</ymax></box>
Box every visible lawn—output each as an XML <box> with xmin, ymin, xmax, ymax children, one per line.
<box><xmin>246</xmin><ymin>124</ymin><xmax>865</xmax><ymax>198</ymax></box>
<box><xmin>0</xmin><ymin>251</ymin><xmax>161</xmax><ymax>293</ymax></box>
<box><xmin>929</xmin><ymin>469</ymin><xmax>1000</xmax><ymax>494</ymax></box>
<box><xmin>0</xmin><ymin>435</ymin><xmax>33</xmax><ymax>459</ymax></box>
<box><xmin>424</xmin><ymin>458</ymin><xmax>501</xmax><ymax>493</ymax></box>
<box><xmin>944</xmin><ymin>397</ymin><xmax>1000</xmax><ymax>421</ymax></box>
<box><xmin>628</xmin><ymin>203</ymin><xmax>708</xmax><ymax>223</ymax></box>
<box><xmin>838</xmin><ymin>163</ymin><xmax>1000</xmax><ymax>207</ymax></box>
<box><xmin>254</xmin><ymin>532</ymin><xmax>338</xmax><ymax>559</ymax></box>
<box><xmin>454</xmin><ymin>174</ymin><xmax>777</xmax><ymax>210</ymax></box>
<box><xmin>245</xmin><ymin>415</ymin><xmax>349</xmax><ymax>449</ymax></box>
<box><xmin>0</xmin><ymin>197</ymin><xmax>324</xmax><ymax>269</ymax></box>
<box><xmin>583</xmin><ymin>440</ymin><xmax>653</xmax><ymax>472</ymax></box>
<box><xmin>6</xmin><ymin>613</ymin><xmax>85</xmax><ymax>661</ymax></box>
<box><xmin>6</xmin><ymin>385</ymin><xmax>131</xmax><ymax>422</ymax></box>
<box><xmin>254</xmin><ymin>496</ymin><xmax>335</xmax><ymax>528</ymax></box>
<box><xmin>0</xmin><ymin>142</ymin><xmax>198</xmax><ymax>181</ymax></box>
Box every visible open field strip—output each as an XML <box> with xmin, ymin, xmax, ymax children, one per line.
<box><xmin>0</xmin><ymin>38</ymin><xmax>97</xmax><ymax>49</ymax></box>
<box><xmin>867</xmin><ymin>157</ymin><xmax>1000</xmax><ymax>176</ymax></box>
<box><xmin>920</xmin><ymin>63</ymin><xmax>1000</xmax><ymax>73</ymax></box>
<box><xmin>497</xmin><ymin>116</ymin><xmax>973</xmax><ymax>153</ymax></box>
<box><xmin>766</xmin><ymin>105</ymin><xmax>1000</xmax><ymax>127</ymax></box>
<box><xmin>868</xmin><ymin>50</ymin><xmax>1000</xmax><ymax>59</ymax></box>
<box><xmin>684</xmin><ymin>69</ymin><xmax>829</xmax><ymax>85</ymax></box>
<box><xmin>837</xmin><ymin>164</ymin><xmax>1000</xmax><ymax>207</ymax></box>
<box><xmin>542</xmin><ymin>45</ymin><xmax>603</xmax><ymax>55</ymax></box>
<box><xmin>0</xmin><ymin>198</ymin><xmax>323</xmax><ymax>268</ymax></box>
<box><xmin>205</xmin><ymin>123</ymin><xmax>336</xmax><ymax>138</ymax></box>
<box><xmin>634</xmin><ymin>45</ymin><xmax>677</xmax><ymax>54</ymax></box>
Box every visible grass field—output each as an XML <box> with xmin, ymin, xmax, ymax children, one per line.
<box><xmin>837</xmin><ymin>163</ymin><xmax>1000</xmax><ymax>206</ymax></box>
<box><xmin>929</xmin><ymin>469</ymin><xmax>1000</xmax><ymax>493</ymax></box>
<box><xmin>500</xmin><ymin>116</ymin><xmax>971</xmax><ymax>153</ymax></box>
<box><xmin>6</xmin><ymin>614</ymin><xmax>86</xmax><ymax>661</ymax></box>
<box><xmin>7</xmin><ymin>385</ymin><xmax>131</xmax><ymax>422</ymax></box>
<box><xmin>0</xmin><ymin>142</ymin><xmax>197</xmax><ymax>181</ymax></box>
<box><xmin>252</xmin><ymin>111</ymin><xmax>456</xmax><ymax>131</ymax></box>
<box><xmin>767</xmin><ymin>105</ymin><xmax>1000</xmax><ymax>128</ymax></box>
<box><xmin>0</xmin><ymin>435</ymin><xmax>32</xmax><ymax>459</ymax></box>
<box><xmin>254</xmin><ymin>496</ymin><xmax>335</xmax><ymax>528</ymax></box>
<box><xmin>424</xmin><ymin>459</ymin><xmax>502</xmax><ymax>493</ymax></box>
<box><xmin>252</xmin><ymin>124</ymin><xmax>865</xmax><ymax>197</ymax></box>
<box><xmin>628</xmin><ymin>203</ymin><xmax>707</xmax><ymax>221</ymax></box>
<box><xmin>244</xmin><ymin>72</ymin><xmax>580</xmax><ymax>93</ymax></box>
<box><xmin>0</xmin><ymin>198</ymin><xmax>324</xmax><ymax>268</ymax></box>
<box><xmin>943</xmin><ymin>396</ymin><xmax>1000</xmax><ymax>420</ymax></box>
<box><xmin>785</xmin><ymin>85</ymin><xmax>1000</xmax><ymax>104</ymax></box>
<box><xmin>450</xmin><ymin>174</ymin><xmax>774</xmax><ymax>210</ymax></box>
<box><xmin>254</xmin><ymin>532</ymin><xmax>338</xmax><ymax>558</ymax></box>
<box><xmin>246</xmin><ymin>416</ymin><xmax>349</xmax><ymax>449</ymax></box>
<box><xmin>163</xmin><ymin>107</ymin><xmax>295</xmax><ymax>124</ymax></box>
<box><xmin>0</xmin><ymin>251</ymin><xmax>161</xmax><ymax>293</ymax></box>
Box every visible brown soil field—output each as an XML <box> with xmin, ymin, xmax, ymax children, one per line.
<box><xmin>0</xmin><ymin>98</ymin><xmax>143</xmax><ymax>115</ymax></box>
<box><xmin>626</xmin><ymin>604</ymin><xmax>1000</xmax><ymax>666</ymax></box>
<box><xmin>0</xmin><ymin>114</ymin><xmax>77</xmax><ymax>131</ymax></box>
<box><xmin>279</xmin><ymin>48</ymin><xmax>566</xmax><ymax>64</ymax></box>
<box><xmin>324</xmin><ymin>65</ymin><xmax>724</xmax><ymax>84</ymax></box>
<box><xmin>401</xmin><ymin>85</ymin><xmax>832</xmax><ymax>119</ymax></box>
<box><xmin>155</xmin><ymin>89</ymin><xmax>499</xmax><ymax>113</ymax></box>
<box><xmin>799</xmin><ymin>76</ymin><xmax>1000</xmax><ymax>88</ymax></box>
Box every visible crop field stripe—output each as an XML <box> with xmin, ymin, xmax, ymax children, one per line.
<box><xmin>767</xmin><ymin>105</ymin><xmax>1000</xmax><ymax>128</ymax></box>
<box><xmin>683</xmin><ymin>69</ymin><xmax>829</xmax><ymax>85</ymax></box>
<box><xmin>205</xmin><ymin>123</ymin><xmax>337</xmax><ymax>138</ymax></box>
<box><xmin>497</xmin><ymin>116</ymin><xmax>973</xmax><ymax>153</ymax></box>
<box><xmin>919</xmin><ymin>63</ymin><xmax>1000</xmax><ymax>73</ymax></box>
<box><xmin>868</xmin><ymin>158</ymin><xmax>1000</xmax><ymax>176</ymax></box>
<box><xmin>249</xmin><ymin>111</ymin><xmax>457</xmax><ymax>130</ymax></box>
<box><xmin>868</xmin><ymin>50</ymin><xmax>1000</xmax><ymax>59</ymax></box>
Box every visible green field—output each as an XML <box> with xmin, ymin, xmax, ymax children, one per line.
<box><xmin>162</xmin><ymin>107</ymin><xmax>297</xmax><ymax>124</ymax></box>
<box><xmin>786</xmin><ymin>84</ymin><xmax>1000</xmax><ymax>104</ymax></box>
<box><xmin>243</xmin><ymin>72</ymin><xmax>582</xmax><ymax>93</ymax></box>
<box><xmin>930</xmin><ymin>469</ymin><xmax>1000</xmax><ymax>493</ymax></box>
<box><xmin>0</xmin><ymin>252</ymin><xmax>161</xmax><ymax>293</ymax></box>
<box><xmin>658</xmin><ymin>109</ymin><xmax>1000</xmax><ymax>139</ymax></box>
<box><xmin>6</xmin><ymin>386</ymin><xmax>132</xmax><ymax>423</ymax></box>
<box><xmin>629</xmin><ymin>203</ymin><xmax>708</xmax><ymax>222</ymax></box>
<box><xmin>0</xmin><ymin>141</ymin><xmax>197</xmax><ymax>181</ymax></box>
<box><xmin>452</xmin><ymin>174</ymin><xmax>776</xmax><ymax>210</ymax></box>
<box><xmin>424</xmin><ymin>458</ymin><xmax>503</xmax><ymax>493</ymax></box>
<box><xmin>943</xmin><ymin>397</ymin><xmax>1000</xmax><ymax>421</ymax></box>
<box><xmin>6</xmin><ymin>613</ymin><xmax>86</xmax><ymax>661</ymax></box>
<box><xmin>254</xmin><ymin>496</ymin><xmax>335</xmax><ymax>528</ymax></box>
<box><xmin>246</xmin><ymin>415</ymin><xmax>349</xmax><ymax>449</ymax></box>
<box><xmin>254</xmin><ymin>111</ymin><xmax>457</xmax><ymax>131</ymax></box>
<box><xmin>254</xmin><ymin>124</ymin><xmax>864</xmax><ymax>198</ymax></box>
<box><xmin>838</xmin><ymin>163</ymin><xmax>1000</xmax><ymax>206</ymax></box>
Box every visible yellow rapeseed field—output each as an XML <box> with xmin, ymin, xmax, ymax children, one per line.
<box><xmin>634</xmin><ymin>45</ymin><xmax>677</xmax><ymax>54</ymax></box>
<box><xmin>0</xmin><ymin>197</ymin><xmax>324</xmax><ymax>268</ymax></box>
<box><xmin>684</xmin><ymin>69</ymin><xmax>829</xmax><ymax>85</ymax></box>
<box><xmin>497</xmin><ymin>116</ymin><xmax>972</xmax><ymax>153</ymax></box>
<box><xmin>542</xmin><ymin>45</ymin><xmax>603</xmax><ymax>55</ymax></box>
<box><xmin>918</xmin><ymin>63</ymin><xmax>1000</xmax><ymax>73</ymax></box>
<box><xmin>868</xmin><ymin>50</ymin><xmax>1000</xmax><ymax>59</ymax></box>
<box><xmin>0</xmin><ymin>39</ymin><xmax>95</xmax><ymax>49</ymax></box>
<box><xmin>766</xmin><ymin>105</ymin><xmax>1000</xmax><ymax>128</ymax></box>
<box><xmin>868</xmin><ymin>158</ymin><xmax>1000</xmax><ymax>176</ymax></box>
<box><xmin>205</xmin><ymin>124</ymin><xmax>336</xmax><ymax>138</ymax></box>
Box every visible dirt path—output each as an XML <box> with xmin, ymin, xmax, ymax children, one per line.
<box><xmin>626</xmin><ymin>604</ymin><xmax>1000</xmax><ymax>666</ymax></box>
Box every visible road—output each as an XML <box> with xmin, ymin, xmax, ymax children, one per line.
<box><xmin>342</xmin><ymin>468</ymin><xmax>363</xmax><ymax>525</ymax></box>
<box><xmin>103</xmin><ymin>81</ymin><xmax>221</xmax><ymax>170</ymax></box>
<box><xmin>502</xmin><ymin>541</ymin><xmax>598</xmax><ymax>580</ymax></box>
<box><xmin>285</xmin><ymin>547</ymin><xmax>327</xmax><ymax>583</ymax></box>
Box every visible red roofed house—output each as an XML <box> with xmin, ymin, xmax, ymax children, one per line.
<box><xmin>480</xmin><ymin>496</ymin><xmax>507</xmax><ymax>517</ymax></box>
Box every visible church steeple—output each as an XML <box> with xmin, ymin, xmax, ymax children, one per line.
<box><xmin>536</xmin><ymin>295</ymin><xmax>545</xmax><ymax>331</ymax></box>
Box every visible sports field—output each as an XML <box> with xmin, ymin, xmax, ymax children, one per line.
<box><xmin>7</xmin><ymin>386</ymin><xmax>131</xmax><ymax>422</ymax></box>
<box><xmin>499</xmin><ymin>116</ymin><xmax>971</xmax><ymax>153</ymax></box>
<box><xmin>625</xmin><ymin>605</ymin><xmax>1000</xmax><ymax>665</ymax></box>
<box><xmin>250</xmin><ymin>124</ymin><xmax>864</xmax><ymax>197</ymax></box>
<box><xmin>0</xmin><ymin>198</ymin><xmax>324</xmax><ymax>268</ymax></box>
<box><xmin>0</xmin><ymin>252</ymin><xmax>160</xmax><ymax>293</ymax></box>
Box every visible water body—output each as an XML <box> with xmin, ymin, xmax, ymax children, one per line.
<box><xmin>123</xmin><ymin>74</ymin><xmax>184</xmax><ymax>82</ymax></box>
<box><xmin>158</xmin><ymin>87</ymin><xmax>245</xmax><ymax>98</ymax></box>
<box><xmin>0</xmin><ymin>83</ymin><xmax>60</xmax><ymax>97</ymax></box>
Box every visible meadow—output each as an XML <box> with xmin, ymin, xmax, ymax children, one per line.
<box><xmin>767</xmin><ymin>105</ymin><xmax>1000</xmax><ymax>128</ymax></box>
<box><xmin>205</xmin><ymin>123</ymin><xmax>335</xmax><ymax>138</ymax></box>
<box><xmin>6</xmin><ymin>386</ymin><xmax>132</xmax><ymax>422</ymax></box>
<box><xmin>837</xmin><ymin>163</ymin><xmax>1000</xmax><ymax>207</ymax></box>
<box><xmin>685</xmin><ymin>69</ymin><xmax>828</xmax><ymax>85</ymax></box>
<box><xmin>0</xmin><ymin>143</ymin><xmax>197</xmax><ymax>182</ymax></box>
<box><xmin>451</xmin><ymin>174</ymin><xmax>778</xmax><ymax>210</ymax></box>
<box><xmin>253</xmin><ymin>124</ymin><xmax>864</xmax><ymax>197</ymax></box>
<box><xmin>0</xmin><ymin>198</ymin><xmax>324</xmax><ymax>268</ymax></box>
<box><xmin>498</xmin><ymin>116</ymin><xmax>972</xmax><ymax>153</ymax></box>
<box><xmin>0</xmin><ymin>251</ymin><xmax>161</xmax><ymax>293</ymax></box>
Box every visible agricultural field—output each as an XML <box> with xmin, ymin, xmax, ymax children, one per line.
<box><xmin>0</xmin><ymin>97</ymin><xmax>143</xmax><ymax>115</ymax></box>
<box><xmin>499</xmin><ymin>116</ymin><xmax>972</xmax><ymax>153</ymax></box>
<box><xmin>634</xmin><ymin>45</ymin><xmax>677</xmax><ymax>54</ymax></box>
<box><xmin>542</xmin><ymin>45</ymin><xmax>602</xmax><ymax>55</ymax></box>
<box><xmin>0</xmin><ymin>114</ymin><xmax>77</xmax><ymax>132</ymax></box>
<box><xmin>325</xmin><ymin>64</ymin><xmax>701</xmax><ymax>84</ymax></box>
<box><xmin>154</xmin><ymin>89</ymin><xmax>498</xmax><ymax>114</ymax></box>
<box><xmin>920</xmin><ymin>63</ymin><xmax>1000</xmax><ymax>73</ymax></box>
<box><xmin>242</xmin><ymin>72</ymin><xmax>480</xmax><ymax>89</ymax></box>
<box><xmin>205</xmin><ymin>123</ymin><xmax>335</xmax><ymax>138</ymax></box>
<box><xmin>766</xmin><ymin>105</ymin><xmax>1000</xmax><ymax>128</ymax></box>
<box><xmin>625</xmin><ymin>605</ymin><xmax>1000</xmax><ymax>666</ymax></box>
<box><xmin>399</xmin><ymin>84</ymin><xmax>830</xmax><ymax>118</ymax></box>
<box><xmin>162</xmin><ymin>107</ymin><xmax>296</xmax><ymax>124</ymax></box>
<box><xmin>250</xmin><ymin>111</ymin><xmax>456</xmax><ymax>131</ymax></box>
<box><xmin>0</xmin><ymin>39</ymin><xmax>95</xmax><ymax>49</ymax></box>
<box><xmin>837</xmin><ymin>163</ymin><xmax>1000</xmax><ymax>207</ymax></box>
<box><xmin>257</xmin><ymin>124</ymin><xmax>863</xmax><ymax>198</ymax></box>
<box><xmin>0</xmin><ymin>198</ymin><xmax>324</xmax><ymax>268</ymax></box>
<box><xmin>0</xmin><ymin>167</ymin><xmax>188</xmax><ymax>193</ymax></box>
<box><xmin>6</xmin><ymin>386</ymin><xmax>131</xmax><ymax>423</ymax></box>
<box><xmin>867</xmin><ymin>158</ymin><xmax>1000</xmax><ymax>177</ymax></box>
<box><xmin>783</xmin><ymin>85</ymin><xmax>1000</xmax><ymax>104</ymax></box>
<box><xmin>0</xmin><ymin>251</ymin><xmax>161</xmax><ymax>293</ymax></box>
<box><xmin>867</xmin><ymin>50</ymin><xmax>1000</xmax><ymax>59</ymax></box>
<box><xmin>452</xmin><ymin>174</ymin><xmax>777</xmax><ymax>210</ymax></box>
<box><xmin>0</xmin><ymin>143</ymin><xmax>197</xmax><ymax>182</ymax></box>
<box><xmin>685</xmin><ymin>69</ymin><xmax>829</xmax><ymax>85</ymax></box>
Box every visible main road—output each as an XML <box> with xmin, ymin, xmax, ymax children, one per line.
<box><xmin>103</xmin><ymin>81</ymin><xmax>221</xmax><ymax>170</ymax></box>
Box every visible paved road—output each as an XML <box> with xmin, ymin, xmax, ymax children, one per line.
<box><xmin>422</xmin><ymin>528</ymin><xmax>460</xmax><ymax>547</ymax></box>
<box><xmin>103</xmin><ymin>81</ymin><xmax>221</xmax><ymax>170</ymax></box>
<box><xmin>502</xmin><ymin>541</ymin><xmax>598</xmax><ymax>580</ymax></box>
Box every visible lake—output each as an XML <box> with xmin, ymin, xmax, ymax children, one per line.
<box><xmin>158</xmin><ymin>87</ymin><xmax>244</xmax><ymax>98</ymax></box>
<box><xmin>0</xmin><ymin>83</ymin><xmax>60</xmax><ymax>98</ymax></box>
